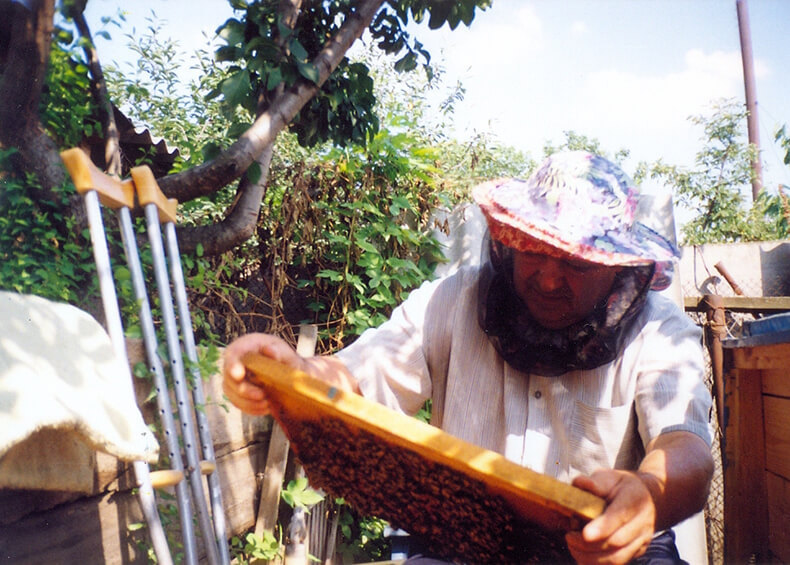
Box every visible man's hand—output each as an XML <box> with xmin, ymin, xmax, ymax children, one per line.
<box><xmin>222</xmin><ymin>333</ymin><xmax>360</xmax><ymax>416</ymax></box>
<box><xmin>222</xmin><ymin>333</ymin><xmax>308</xmax><ymax>416</ymax></box>
<box><xmin>565</xmin><ymin>470</ymin><xmax>656</xmax><ymax>564</ymax></box>
<box><xmin>566</xmin><ymin>431</ymin><xmax>713</xmax><ymax>564</ymax></box>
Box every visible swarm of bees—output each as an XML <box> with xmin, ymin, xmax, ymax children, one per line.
<box><xmin>285</xmin><ymin>416</ymin><xmax>574</xmax><ymax>564</ymax></box>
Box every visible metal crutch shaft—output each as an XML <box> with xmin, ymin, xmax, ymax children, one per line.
<box><xmin>132</xmin><ymin>166</ymin><xmax>230</xmax><ymax>564</ymax></box>
<box><xmin>117</xmin><ymin>204</ymin><xmax>200</xmax><ymax>565</ymax></box>
<box><xmin>164</xmin><ymin>218</ymin><xmax>231</xmax><ymax>565</ymax></box>
<box><xmin>136</xmin><ymin>176</ymin><xmax>222</xmax><ymax>565</ymax></box>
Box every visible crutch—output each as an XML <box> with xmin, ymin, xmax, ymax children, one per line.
<box><xmin>132</xmin><ymin>166</ymin><xmax>230</xmax><ymax>565</ymax></box>
<box><xmin>60</xmin><ymin>148</ymin><xmax>176</xmax><ymax>565</ymax></box>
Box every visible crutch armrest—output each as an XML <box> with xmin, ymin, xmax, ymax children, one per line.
<box><xmin>131</xmin><ymin>166</ymin><xmax>178</xmax><ymax>225</ymax></box>
<box><xmin>60</xmin><ymin>148</ymin><xmax>134</xmax><ymax>209</ymax></box>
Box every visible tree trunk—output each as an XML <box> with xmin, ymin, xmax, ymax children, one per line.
<box><xmin>0</xmin><ymin>0</ymin><xmax>66</xmax><ymax>201</ymax></box>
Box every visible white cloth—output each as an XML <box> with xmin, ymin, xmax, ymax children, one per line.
<box><xmin>0</xmin><ymin>291</ymin><xmax>158</xmax><ymax>492</ymax></box>
<box><xmin>337</xmin><ymin>266</ymin><xmax>711</xmax><ymax>482</ymax></box>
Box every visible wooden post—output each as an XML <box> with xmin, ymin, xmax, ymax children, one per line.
<box><xmin>736</xmin><ymin>0</ymin><xmax>764</xmax><ymax>199</ymax></box>
<box><xmin>702</xmin><ymin>294</ymin><xmax>726</xmax><ymax>433</ymax></box>
<box><xmin>253</xmin><ymin>325</ymin><xmax>318</xmax><ymax>561</ymax></box>
<box><xmin>723</xmin><ymin>349</ymin><xmax>770</xmax><ymax>563</ymax></box>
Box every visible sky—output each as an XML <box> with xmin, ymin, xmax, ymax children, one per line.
<box><xmin>83</xmin><ymin>0</ymin><xmax>790</xmax><ymax>196</ymax></box>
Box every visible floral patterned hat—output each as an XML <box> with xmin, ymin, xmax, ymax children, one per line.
<box><xmin>472</xmin><ymin>151</ymin><xmax>678</xmax><ymax>290</ymax></box>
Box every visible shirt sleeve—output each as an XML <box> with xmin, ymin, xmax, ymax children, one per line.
<box><xmin>335</xmin><ymin>275</ymin><xmax>449</xmax><ymax>415</ymax></box>
<box><xmin>632</xmin><ymin>295</ymin><xmax>713</xmax><ymax>448</ymax></box>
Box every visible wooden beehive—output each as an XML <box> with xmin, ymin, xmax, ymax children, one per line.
<box><xmin>723</xmin><ymin>317</ymin><xmax>790</xmax><ymax>564</ymax></box>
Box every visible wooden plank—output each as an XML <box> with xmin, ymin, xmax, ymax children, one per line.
<box><xmin>684</xmin><ymin>295</ymin><xmax>790</xmax><ymax>313</ymax></box>
<box><xmin>764</xmin><ymin>396</ymin><xmax>790</xmax><ymax>481</ymax></box>
<box><xmin>762</xmin><ymin>369</ymin><xmax>790</xmax><ymax>398</ymax></box>
<box><xmin>202</xmin><ymin>363</ymin><xmax>273</xmax><ymax>456</ymax></box>
<box><xmin>724</xmin><ymin>367</ymin><xmax>770</xmax><ymax>564</ymax></box>
<box><xmin>254</xmin><ymin>422</ymin><xmax>290</xmax><ymax>538</ymax></box>
<box><xmin>0</xmin><ymin>489</ymin><xmax>83</xmax><ymax>528</ymax></box>
<box><xmin>0</xmin><ymin>488</ymin><xmax>149</xmax><ymax>564</ymax></box>
<box><xmin>216</xmin><ymin>443</ymin><xmax>268</xmax><ymax>536</ymax></box>
<box><xmin>0</xmin><ymin>442</ymin><xmax>265</xmax><ymax>564</ymax></box>
<box><xmin>730</xmin><ymin>342</ymin><xmax>790</xmax><ymax>370</ymax></box>
<box><xmin>766</xmin><ymin>472</ymin><xmax>790</xmax><ymax>563</ymax></box>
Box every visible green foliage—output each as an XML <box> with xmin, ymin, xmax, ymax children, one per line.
<box><xmin>335</xmin><ymin>499</ymin><xmax>391</xmax><ymax>563</ymax></box>
<box><xmin>777</xmin><ymin>124</ymin><xmax>790</xmax><ymax>169</ymax></box>
<box><xmin>644</xmin><ymin>99</ymin><xmax>787</xmax><ymax>245</ymax></box>
<box><xmin>0</xmin><ymin>150</ymin><xmax>96</xmax><ymax>301</ymax></box>
<box><xmin>212</xmin><ymin>0</ymin><xmax>491</xmax><ymax>148</ymax></box>
<box><xmin>262</xmin><ymin>122</ymin><xmax>447</xmax><ymax>345</ymax></box>
<box><xmin>543</xmin><ymin>131</ymin><xmax>630</xmax><ymax>164</ymax></box>
<box><xmin>229</xmin><ymin>530</ymin><xmax>282</xmax><ymax>564</ymax></box>
<box><xmin>281</xmin><ymin>477</ymin><xmax>325</xmax><ymax>509</ymax></box>
<box><xmin>41</xmin><ymin>41</ymin><xmax>101</xmax><ymax>147</ymax></box>
<box><xmin>213</xmin><ymin>1</ymin><xmax>380</xmax><ymax>147</ymax></box>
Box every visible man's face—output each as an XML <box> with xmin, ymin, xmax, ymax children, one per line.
<box><xmin>511</xmin><ymin>250</ymin><xmax>620</xmax><ymax>329</ymax></box>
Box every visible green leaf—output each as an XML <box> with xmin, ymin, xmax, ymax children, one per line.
<box><xmin>394</xmin><ymin>52</ymin><xmax>417</xmax><ymax>73</ymax></box>
<box><xmin>227</xmin><ymin>121</ymin><xmax>251</xmax><ymax>138</ymax></box>
<box><xmin>220</xmin><ymin>69</ymin><xmax>251</xmax><ymax>107</ymax></box>
<box><xmin>389</xmin><ymin>196</ymin><xmax>411</xmax><ymax>215</ymax></box>
<box><xmin>265</xmin><ymin>67</ymin><xmax>283</xmax><ymax>90</ymax></box>
<box><xmin>246</xmin><ymin>161</ymin><xmax>262</xmax><ymax>185</ymax></box>
<box><xmin>355</xmin><ymin>238</ymin><xmax>378</xmax><ymax>253</ymax></box>
<box><xmin>296</xmin><ymin>61</ymin><xmax>319</xmax><ymax>84</ymax></box>
<box><xmin>316</xmin><ymin>269</ymin><xmax>343</xmax><ymax>282</ymax></box>
<box><xmin>215</xmin><ymin>45</ymin><xmax>242</xmax><ymax>62</ymax></box>
<box><xmin>217</xmin><ymin>18</ymin><xmax>245</xmax><ymax>46</ymax></box>
<box><xmin>282</xmin><ymin>477</ymin><xmax>324</xmax><ymax>509</ymax></box>
<box><xmin>201</xmin><ymin>142</ymin><xmax>221</xmax><ymax>162</ymax></box>
<box><xmin>288</xmin><ymin>38</ymin><xmax>309</xmax><ymax>61</ymax></box>
<box><xmin>428</xmin><ymin>0</ymin><xmax>455</xmax><ymax>29</ymax></box>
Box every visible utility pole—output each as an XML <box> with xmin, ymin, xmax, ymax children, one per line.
<box><xmin>736</xmin><ymin>0</ymin><xmax>763</xmax><ymax>200</ymax></box>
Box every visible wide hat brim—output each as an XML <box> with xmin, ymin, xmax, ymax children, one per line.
<box><xmin>473</xmin><ymin>177</ymin><xmax>679</xmax><ymax>270</ymax></box>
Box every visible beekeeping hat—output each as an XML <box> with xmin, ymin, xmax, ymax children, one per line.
<box><xmin>472</xmin><ymin>151</ymin><xmax>678</xmax><ymax>290</ymax></box>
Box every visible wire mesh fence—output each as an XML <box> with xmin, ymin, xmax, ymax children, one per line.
<box><xmin>686</xmin><ymin>309</ymin><xmax>725</xmax><ymax>565</ymax></box>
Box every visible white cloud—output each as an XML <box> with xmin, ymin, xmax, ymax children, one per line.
<box><xmin>579</xmin><ymin>49</ymin><xmax>747</xmax><ymax>135</ymax></box>
<box><xmin>570</xmin><ymin>20</ymin><xmax>588</xmax><ymax>35</ymax></box>
<box><xmin>436</xmin><ymin>4</ymin><xmax>544</xmax><ymax>78</ymax></box>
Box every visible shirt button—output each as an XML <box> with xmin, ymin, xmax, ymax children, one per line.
<box><xmin>534</xmin><ymin>390</ymin><xmax>542</xmax><ymax>399</ymax></box>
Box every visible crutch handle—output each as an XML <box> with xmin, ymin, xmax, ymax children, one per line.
<box><xmin>199</xmin><ymin>460</ymin><xmax>217</xmax><ymax>475</ymax></box>
<box><xmin>60</xmin><ymin>148</ymin><xmax>135</xmax><ymax>209</ymax></box>
<box><xmin>149</xmin><ymin>469</ymin><xmax>185</xmax><ymax>489</ymax></box>
<box><xmin>130</xmin><ymin>165</ymin><xmax>178</xmax><ymax>224</ymax></box>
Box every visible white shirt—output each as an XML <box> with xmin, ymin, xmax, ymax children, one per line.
<box><xmin>337</xmin><ymin>266</ymin><xmax>712</xmax><ymax>482</ymax></box>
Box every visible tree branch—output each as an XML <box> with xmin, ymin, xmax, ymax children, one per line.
<box><xmin>173</xmin><ymin>0</ymin><xmax>307</xmax><ymax>254</ymax></box>
<box><xmin>158</xmin><ymin>0</ymin><xmax>384</xmax><ymax>203</ymax></box>
<box><xmin>72</xmin><ymin>7</ymin><xmax>121</xmax><ymax>176</ymax></box>
<box><xmin>176</xmin><ymin>144</ymin><xmax>274</xmax><ymax>254</ymax></box>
